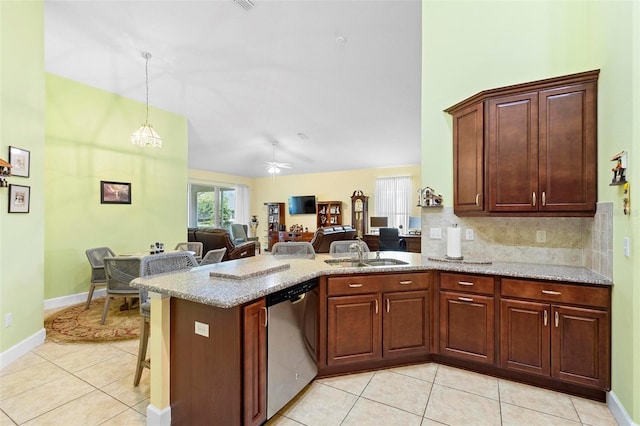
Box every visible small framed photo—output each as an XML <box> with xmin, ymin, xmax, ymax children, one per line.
<box><xmin>8</xmin><ymin>146</ymin><xmax>30</xmax><ymax>178</ymax></box>
<box><xmin>8</xmin><ymin>184</ymin><xmax>30</xmax><ymax>213</ymax></box>
<box><xmin>100</xmin><ymin>181</ymin><xmax>131</xmax><ymax>204</ymax></box>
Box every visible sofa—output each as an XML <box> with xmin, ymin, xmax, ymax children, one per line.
<box><xmin>310</xmin><ymin>225</ymin><xmax>357</xmax><ymax>253</ymax></box>
<box><xmin>188</xmin><ymin>228</ymin><xmax>256</xmax><ymax>261</ymax></box>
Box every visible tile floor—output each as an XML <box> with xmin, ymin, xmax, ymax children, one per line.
<box><xmin>1</xmin><ymin>339</ymin><xmax>618</xmax><ymax>426</ymax></box>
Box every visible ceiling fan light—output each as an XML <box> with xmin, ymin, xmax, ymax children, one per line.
<box><xmin>267</xmin><ymin>165</ymin><xmax>281</xmax><ymax>174</ymax></box>
<box><xmin>131</xmin><ymin>123</ymin><xmax>163</xmax><ymax>147</ymax></box>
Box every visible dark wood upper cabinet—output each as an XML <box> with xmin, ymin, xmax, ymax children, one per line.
<box><xmin>446</xmin><ymin>70</ymin><xmax>599</xmax><ymax>216</ymax></box>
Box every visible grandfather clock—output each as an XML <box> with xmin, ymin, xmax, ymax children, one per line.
<box><xmin>351</xmin><ymin>190</ymin><xmax>369</xmax><ymax>238</ymax></box>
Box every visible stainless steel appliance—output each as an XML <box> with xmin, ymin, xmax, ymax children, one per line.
<box><xmin>266</xmin><ymin>279</ymin><xmax>318</xmax><ymax>419</ymax></box>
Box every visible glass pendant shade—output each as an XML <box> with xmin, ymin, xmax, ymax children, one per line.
<box><xmin>131</xmin><ymin>52</ymin><xmax>162</xmax><ymax>148</ymax></box>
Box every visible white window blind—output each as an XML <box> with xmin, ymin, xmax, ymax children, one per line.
<box><xmin>374</xmin><ymin>176</ymin><xmax>411</xmax><ymax>230</ymax></box>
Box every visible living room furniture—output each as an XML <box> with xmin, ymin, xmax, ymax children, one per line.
<box><xmin>364</xmin><ymin>233</ymin><xmax>421</xmax><ymax>253</ymax></box>
<box><xmin>84</xmin><ymin>246</ymin><xmax>116</xmax><ymax>310</ymax></box>
<box><xmin>101</xmin><ymin>256</ymin><xmax>141</xmax><ymax>324</ymax></box>
<box><xmin>309</xmin><ymin>225</ymin><xmax>356</xmax><ymax>253</ymax></box>
<box><xmin>188</xmin><ymin>228</ymin><xmax>256</xmax><ymax>261</ymax></box>
<box><xmin>278</xmin><ymin>230</ymin><xmax>315</xmax><ymax>243</ymax></box>
<box><xmin>316</xmin><ymin>201</ymin><xmax>342</xmax><ymax>227</ymax></box>
<box><xmin>378</xmin><ymin>227</ymin><xmax>407</xmax><ymax>251</ymax></box>
<box><xmin>351</xmin><ymin>191</ymin><xmax>368</xmax><ymax>238</ymax></box>
<box><xmin>265</xmin><ymin>202</ymin><xmax>285</xmax><ymax>250</ymax></box>
<box><xmin>230</xmin><ymin>223</ymin><xmax>261</xmax><ymax>254</ymax></box>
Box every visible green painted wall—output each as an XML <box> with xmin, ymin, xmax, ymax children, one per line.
<box><xmin>0</xmin><ymin>1</ymin><xmax>45</xmax><ymax>353</ymax></box>
<box><xmin>422</xmin><ymin>0</ymin><xmax>638</xmax><ymax>421</ymax></box>
<box><xmin>45</xmin><ymin>74</ymin><xmax>189</xmax><ymax>300</ymax></box>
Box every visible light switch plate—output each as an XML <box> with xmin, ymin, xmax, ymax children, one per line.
<box><xmin>536</xmin><ymin>230</ymin><xmax>546</xmax><ymax>243</ymax></box>
<box><xmin>623</xmin><ymin>237</ymin><xmax>631</xmax><ymax>257</ymax></box>
<box><xmin>429</xmin><ymin>227</ymin><xmax>442</xmax><ymax>239</ymax></box>
<box><xmin>195</xmin><ymin>321</ymin><xmax>209</xmax><ymax>337</ymax></box>
<box><xmin>465</xmin><ymin>229</ymin><xmax>474</xmax><ymax>240</ymax></box>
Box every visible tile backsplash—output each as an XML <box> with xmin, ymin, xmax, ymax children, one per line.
<box><xmin>420</xmin><ymin>203</ymin><xmax>612</xmax><ymax>279</ymax></box>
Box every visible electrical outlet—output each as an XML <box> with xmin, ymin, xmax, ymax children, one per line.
<box><xmin>429</xmin><ymin>227</ymin><xmax>442</xmax><ymax>239</ymax></box>
<box><xmin>465</xmin><ymin>228</ymin><xmax>474</xmax><ymax>240</ymax></box>
<box><xmin>5</xmin><ymin>313</ymin><xmax>12</xmax><ymax>328</ymax></box>
<box><xmin>536</xmin><ymin>230</ymin><xmax>547</xmax><ymax>243</ymax></box>
<box><xmin>194</xmin><ymin>321</ymin><xmax>209</xmax><ymax>337</ymax></box>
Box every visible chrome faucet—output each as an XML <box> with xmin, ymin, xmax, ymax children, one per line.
<box><xmin>349</xmin><ymin>239</ymin><xmax>364</xmax><ymax>263</ymax></box>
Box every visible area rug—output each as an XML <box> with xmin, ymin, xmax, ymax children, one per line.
<box><xmin>44</xmin><ymin>297</ymin><xmax>140</xmax><ymax>343</ymax></box>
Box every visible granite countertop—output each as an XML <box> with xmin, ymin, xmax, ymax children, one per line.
<box><xmin>130</xmin><ymin>252</ymin><xmax>613</xmax><ymax>309</ymax></box>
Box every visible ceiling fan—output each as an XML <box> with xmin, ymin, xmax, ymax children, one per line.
<box><xmin>265</xmin><ymin>141</ymin><xmax>291</xmax><ymax>175</ymax></box>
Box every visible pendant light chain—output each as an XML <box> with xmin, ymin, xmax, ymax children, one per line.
<box><xmin>130</xmin><ymin>51</ymin><xmax>163</xmax><ymax>148</ymax></box>
<box><xmin>144</xmin><ymin>53</ymin><xmax>150</xmax><ymax>125</ymax></box>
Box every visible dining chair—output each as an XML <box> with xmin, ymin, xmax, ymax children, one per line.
<box><xmin>329</xmin><ymin>240</ymin><xmax>370</xmax><ymax>255</ymax></box>
<box><xmin>84</xmin><ymin>247</ymin><xmax>116</xmax><ymax>310</ymax></box>
<box><xmin>134</xmin><ymin>251</ymin><xmax>199</xmax><ymax>386</ymax></box>
<box><xmin>200</xmin><ymin>247</ymin><xmax>227</xmax><ymax>265</ymax></box>
<box><xmin>101</xmin><ymin>257</ymin><xmax>141</xmax><ymax>325</ymax></box>
<box><xmin>271</xmin><ymin>242</ymin><xmax>316</xmax><ymax>259</ymax></box>
<box><xmin>175</xmin><ymin>241</ymin><xmax>203</xmax><ymax>261</ymax></box>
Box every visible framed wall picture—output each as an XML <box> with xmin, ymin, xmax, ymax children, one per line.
<box><xmin>100</xmin><ymin>181</ymin><xmax>131</xmax><ymax>204</ymax></box>
<box><xmin>8</xmin><ymin>184</ymin><xmax>30</xmax><ymax>213</ymax></box>
<box><xmin>8</xmin><ymin>146</ymin><xmax>30</xmax><ymax>178</ymax></box>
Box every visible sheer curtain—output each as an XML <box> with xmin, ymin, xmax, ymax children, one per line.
<box><xmin>374</xmin><ymin>176</ymin><xmax>411</xmax><ymax>229</ymax></box>
<box><xmin>234</xmin><ymin>184</ymin><xmax>251</xmax><ymax>225</ymax></box>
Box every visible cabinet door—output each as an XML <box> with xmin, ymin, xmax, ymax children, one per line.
<box><xmin>487</xmin><ymin>92</ymin><xmax>539</xmax><ymax>212</ymax></box>
<box><xmin>500</xmin><ymin>299</ymin><xmax>550</xmax><ymax>376</ymax></box>
<box><xmin>538</xmin><ymin>82</ymin><xmax>597</xmax><ymax>213</ymax></box>
<box><xmin>383</xmin><ymin>290</ymin><xmax>430</xmax><ymax>358</ymax></box>
<box><xmin>327</xmin><ymin>294</ymin><xmax>381</xmax><ymax>366</ymax></box>
<box><xmin>440</xmin><ymin>291</ymin><xmax>495</xmax><ymax>364</ymax></box>
<box><xmin>243</xmin><ymin>299</ymin><xmax>267</xmax><ymax>426</ymax></box>
<box><xmin>452</xmin><ymin>102</ymin><xmax>485</xmax><ymax>213</ymax></box>
<box><xmin>551</xmin><ymin>305</ymin><xmax>609</xmax><ymax>388</ymax></box>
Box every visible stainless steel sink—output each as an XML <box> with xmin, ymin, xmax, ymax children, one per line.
<box><xmin>324</xmin><ymin>258</ymin><xmax>408</xmax><ymax>267</ymax></box>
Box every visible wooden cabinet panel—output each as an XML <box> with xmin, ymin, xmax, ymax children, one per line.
<box><xmin>383</xmin><ymin>290</ymin><xmax>430</xmax><ymax>358</ymax></box>
<box><xmin>327</xmin><ymin>275</ymin><xmax>386</xmax><ymax>296</ymax></box>
<box><xmin>440</xmin><ymin>272</ymin><xmax>494</xmax><ymax>295</ymax></box>
<box><xmin>243</xmin><ymin>299</ymin><xmax>267</xmax><ymax>426</ymax></box>
<box><xmin>327</xmin><ymin>294</ymin><xmax>381</xmax><ymax>366</ymax></box>
<box><xmin>384</xmin><ymin>273</ymin><xmax>430</xmax><ymax>292</ymax></box>
<box><xmin>439</xmin><ymin>291</ymin><xmax>495</xmax><ymax>364</ymax></box>
<box><xmin>501</xmin><ymin>278</ymin><xmax>610</xmax><ymax>309</ymax></box>
<box><xmin>500</xmin><ymin>299</ymin><xmax>550</xmax><ymax>376</ymax></box>
<box><xmin>452</xmin><ymin>102</ymin><xmax>484</xmax><ymax>213</ymax></box>
<box><xmin>552</xmin><ymin>305</ymin><xmax>609</xmax><ymax>388</ymax></box>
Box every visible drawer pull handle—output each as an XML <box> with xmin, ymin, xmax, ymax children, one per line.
<box><xmin>261</xmin><ymin>307</ymin><xmax>268</xmax><ymax>327</ymax></box>
<box><xmin>348</xmin><ymin>283</ymin><xmax>363</xmax><ymax>288</ymax></box>
<box><xmin>475</xmin><ymin>193</ymin><xmax>480</xmax><ymax>207</ymax></box>
<box><xmin>458</xmin><ymin>281</ymin><xmax>474</xmax><ymax>286</ymax></box>
<box><xmin>542</xmin><ymin>290</ymin><xmax>561</xmax><ymax>296</ymax></box>
<box><xmin>542</xmin><ymin>191</ymin><xmax>546</xmax><ymax>207</ymax></box>
<box><xmin>458</xmin><ymin>296</ymin><xmax>474</xmax><ymax>302</ymax></box>
<box><xmin>555</xmin><ymin>311</ymin><xmax>559</xmax><ymax>327</ymax></box>
<box><xmin>543</xmin><ymin>310</ymin><xmax>548</xmax><ymax>326</ymax></box>
<box><xmin>386</xmin><ymin>298</ymin><xmax>390</xmax><ymax>313</ymax></box>
<box><xmin>374</xmin><ymin>299</ymin><xmax>379</xmax><ymax>314</ymax></box>
<box><xmin>532</xmin><ymin>192</ymin><xmax>536</xmax><ymax>207</ymax></box>
<box><xmin>399</xmin><ymin>280</ymin><xmax>412</xmax><ymax>285</ymax></box>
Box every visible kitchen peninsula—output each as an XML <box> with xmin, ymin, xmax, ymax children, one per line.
<box><xmin>132</xmin><ymin>252</ymin><xmax>612</xmax><ymax>426</ymax></box>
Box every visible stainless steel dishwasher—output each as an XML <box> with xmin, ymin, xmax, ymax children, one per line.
<box><xmin>266</xmin><ymin>278</ymin><xmax>318</xmax><ymax>419</ymax></box>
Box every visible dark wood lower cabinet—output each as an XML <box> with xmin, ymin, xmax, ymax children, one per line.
<box><xmin>243</xmin><ymin>299</ymin><xmax>267</xmax><ymax>426</ymax></box>
<box><xmin>383</xmin><ymin>290</ymin><xmax>430</xmax><ymax>358</ymax></box>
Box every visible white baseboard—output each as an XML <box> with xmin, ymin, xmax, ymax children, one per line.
<box><xmin>0</xmin><ymin>328</ymin><xmax>46</xmax><ymax>369</ymax></box>
<box><xmin>608</xmin><ymin>391</ymin><xmax>638</xmax><ymax>426</ymax></box>
<box><xmin>43</xmin><ymin>288</ymin><xmax>106</xmax><ymax>310</ymax></box>
<box><xmin>146</xmin><ymin>404</ymin><xmax>171</xmax><ymax>426</ymax></box>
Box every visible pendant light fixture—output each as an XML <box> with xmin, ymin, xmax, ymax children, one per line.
<box><xmin>131</xmin><ymin>52</ymin><xmax>163</xmax><ymax>148</ymax></box>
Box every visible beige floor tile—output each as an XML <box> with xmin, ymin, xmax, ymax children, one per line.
<box><xmin>99</xmin><ymin>408</ymin><xmax>146</xmax><ymax>426</ymax></box>
<box><xmin>0</xmin><ymin>410</ymin><xmax>16</xmax><ymax>426</ymax></box>
<box><xmin>420</xmin><ymin>419</ymin><xmax>448</xmax><ymax>426</ymax></box>
<box><xmin>316</xmin><ymin>371</ymin><xmax>374</xmax><ymax>395</ymax></box>
<box><xmin>0</xmin><ymin>361</ymin><xmax>69</xmax><ymax>400</ymax></box>
<box><xmin>434</xmin><ymin>365</ymin><xmax>499</xmax><ymax>400</ymax></box>
<box><xmin>342</xmin><ymin>397</ymin><xmax>423</xmax><ymax>426</ymax></box>
<box><xmin>74</xmin><ymin>352</ymin><xmax>137</xmax><ymax>388</ymax></box>
<box><xmin>498</xmin><ymin>379</ymin><xmax>580</xmax><ymax>422</ymax></box>
<box><xmin>32</xmin><ymin>341</ymin><xmax>99</xmax><ymax>361</ymax></box>
<box><xmin>424</xmin><ymin>384</ymin><xmax>501</xmax><ymax>426</ymax></box>
<box><xmin>501</xmin><ymin>402</ymin><xmax>581</xmax><ymax>426</ymax></box>
<box><xmin>266</xmin><ymin>414</ymin><xmax>305</xmax><ymax>425</ymax></box>
<box><xmin>0</xmin><ymin>375</ymin><xmax>94</xmax><ymax>424</ymax></box>
<box><xmin>107</xmin><ymin>339</ymin><xmax>140</xmax><ymax>355</ymax></box>
<box><xmin>101</xmin><ymin>373</ymin><xmax>150</xmax><ymax>407</ymax></box>
<box><xmin>280</xmin><ymin>382</ymin><xmax>357</xmax><ymax>426</ymax></box>
<box><xmin>387</xmin><ymin>362</ymin><xmax>438</xmax><ymax>383</ymax></box>
<box><xmin>571</xmin><ymin>396</ymin><xmax>618</xmax><ymax>426</ymax></box>
<box><xmin>0</xmin><ymin>352</ymin><xmax>47</xmax><ymax>377</ymax></box>
<box><xmin>361</xmin><ymin>370</ymin><xmax>431</xmax><ymax>416</ymax></box>
<box><xmin>21</xmin><ymin>390</ymin><xmax>129</xmax><ymax>426</ymax></box>
<box><xmin>132</xmin><ymin>398</ymin><xmax>150</xmax><ymax>416</ymax></box>
<box><xmin>46</xmin><ymin>344</ymin><xmax>124</xmax><ymax>373</ymax></box>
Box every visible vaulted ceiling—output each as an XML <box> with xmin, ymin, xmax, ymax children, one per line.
<box><xmin>44</xmin><ymin>0</ymin><xmax>422</xmax><ymax>178</ymax></box>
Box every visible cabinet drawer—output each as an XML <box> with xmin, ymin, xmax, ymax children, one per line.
<box><xmin>383</xmin><ymin>273</ymin><xmax>430</xmax><ymax>292</ymax></box>
<box><xmin>440</xmin><ymin>273</ymin><xmax>494</xmax><ymax>295</ymax></box>
<box><xmin>501</xmin><ymin>278</ymin><xmax>610</xmax><ymax>309</ymax></box>
<box><xmin>327</xmin><ymin>275</ymin><xmax>385</xmax><ymax>296</ymax></box>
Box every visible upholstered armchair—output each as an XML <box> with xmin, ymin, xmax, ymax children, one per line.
<box><xmin>189</xmin><ymin>228</ymin><xmax>256</xmax><ymax>261</ymax></box>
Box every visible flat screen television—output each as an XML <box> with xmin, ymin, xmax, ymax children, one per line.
<box><xmin>288</xmin><ymin>195</ymin><xmax>317</xmax><ymax>215</ymax></box>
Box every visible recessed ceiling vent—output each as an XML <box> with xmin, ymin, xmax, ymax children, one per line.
<box><xmin>234</xmin><ymin>0</ymin><xmax>255</xmax><ymax>11</ymax></box>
